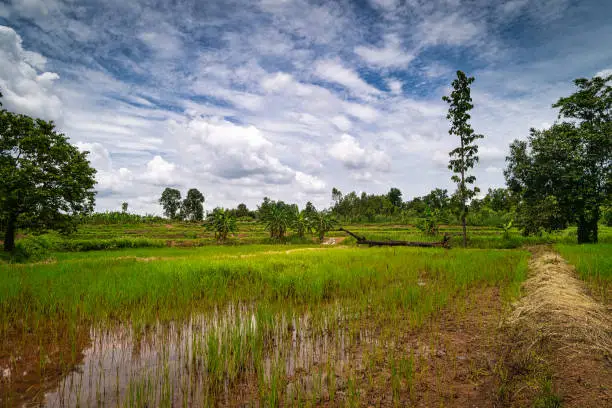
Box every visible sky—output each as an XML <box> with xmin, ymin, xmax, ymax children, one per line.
<box><xmin>1</xmin><ymin>0</ymin><xmax>611</xmax><ymax>214</ymax></box>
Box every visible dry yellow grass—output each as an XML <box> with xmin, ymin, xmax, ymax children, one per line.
<box><xmin>506</xmin><ymin>248</ymin><xmax>611</xmax><ymax>358</ymax></box>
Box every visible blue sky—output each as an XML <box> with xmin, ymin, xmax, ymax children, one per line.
<box><xmin>1</xmin><ymin>0</ymin><xmax>611</xmax><ymax>213</ymax></box>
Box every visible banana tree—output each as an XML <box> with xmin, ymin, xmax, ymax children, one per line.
<box><xmin>262</xmin><ymin>205</ymin><xmax>292</xmax><ymax>239</ymax></box>
<box><xmin>313</xmin><ymin>211</ymin><xmax>337</xmax><ymax>242</ymax></box>
<box><xmin>205</xmin><ymin>208</ymin><xmax>237</xmax><ymax>243</ymax></box>
<box><xmin>291</xmin><ymin>210</ymin><xmax>312</xmax><ymax>238</ymax></box>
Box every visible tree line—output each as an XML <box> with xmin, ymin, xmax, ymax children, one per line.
<box><xmin>0</xmin><ymin>72</ymin><xmax>609</xmax><ymax>252</ymax></box>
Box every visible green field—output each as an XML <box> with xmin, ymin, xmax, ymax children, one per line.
<box><xmin>8</xmin><ymin>222</ymin><xmax>612</xmax><ymax>261</ymax></box>
<box><xmin>556</xmin><ymin>243</ymin><xmax>612</xmax><ymax>303</ymax></box>
<box><xmin>1</xmin><ymin>223</ymin><xmax>610</xmax><ymax>407</ymax></box>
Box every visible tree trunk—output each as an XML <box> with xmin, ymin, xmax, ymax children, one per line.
<box><xmin>460</xmin><ymin>138</ymin><xmax>467</xmax><ymax>248</ymax></box>
<box><xmin>3</xmin><ymin>213</ymin><xmax>17</xmax><ymax>252</ymax></box>
<box><xmin>461</xmin><ymin>211</ymin><xmax>467</xmax><ymax>248</ymax></box>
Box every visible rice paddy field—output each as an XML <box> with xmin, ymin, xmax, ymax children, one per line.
<box><xmin>1</xmin><ymin>223</ymin><xmax>610</xmax><ymax>407</ymax></box>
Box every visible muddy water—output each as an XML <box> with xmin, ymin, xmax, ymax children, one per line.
<box><xmin>9</xmin><ymin>303</ymin><xmax>379</xmax><ymax>407</ymax></box>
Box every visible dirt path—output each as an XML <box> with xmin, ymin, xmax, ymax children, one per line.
<box><xmin>500</xmin><ymin>247</ymin><xmax>612</xmax><ymax>407</ymax></box>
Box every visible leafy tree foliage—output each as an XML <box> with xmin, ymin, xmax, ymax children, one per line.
<box><xmin>423</xmin><ymin>188</ymin><xmax>449</xmax><ymax>212</ymax></box>
<box><xmin>304</xmin><ymin>201</ymin><xmax>317</xmax><ymax>219</ymax></box>
<box><xmin>331</xmin><ymin>188</ymin><xmax>399</xmax><ymax>222</ymax></box>
<box><xmin>159</xmin><ymin>188</ymin><xmax>182</xmax><ymax>219</ymax></box>
<box><xmin>505</xmin><ymin>74</ymin><xmax>611</xmax><ymax>243</ymax></box>
<box><xmin>443</xmin><ymin>70</ymin><xmax>484</xmax><ymax>247</ymax></box>
<box><xmin>331</xmin><ymin>187</ymin><xmax>342</xmax><ymax>206</ymax></box>
<box><xmin>387</xmin><ymin>187</ymin><xmax>403</xmax><ymax>208</ymax></box>
<box><xmin>205</xmin><ymin>207</ymin><xmax>237</xmax><ymax>242</ymax></box>
<box><xmin>181</xmin><ymin>188</ymin><xmax>205</xmax><ymax>222</ymax></box>
<box><xmin>235</xmin><ymin>203</ymin><xmax>250</xmax><ymax>218</ymax></box>
<box><xmin>121</xmin><ymin>202</ymin><xmax>128</xmax><ymax>213</ymax></box>
<box><xmin>415</xmin><ymin>206</ymin><xmax>439</xmax><ymax>236</ymax></box>
<box><xmin>0</xmin><ymin>95</ymin><xmax>96</xmax><ymax>251</ymax></box>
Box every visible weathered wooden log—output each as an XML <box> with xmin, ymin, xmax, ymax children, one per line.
<box><xmin>338</xmin><ymin>227</ymin><xmax>367</xmax><ymax>242</ymax></box>
<box><xmin>338</xmin><ymin>227</ymin><xmax>450</xmax><ymax>248</ymax></box>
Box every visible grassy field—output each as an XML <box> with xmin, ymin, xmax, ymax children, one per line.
<box><xmin>7</xmin><ymin>222</ymin><xmax>612</xmax><ymax>260</ymax></box>
<box><xmin>1</xmin><ymin>223</ymin><xmax>610</xmax><ymax>407</ymax></box>
<box><xmin>556</xmin><ymin>243</ymin><xmax>612</xmax><ymax>303</ymax></box>
<box><xmin>1</xmin><ymin>241</ymin><xmax>529</xmax><ymax>406</ymax></box>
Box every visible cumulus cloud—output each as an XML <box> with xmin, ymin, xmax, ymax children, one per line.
<box><xmin>142</xmin><ymin>155</ymin><xmax>180</xmax><ymax>186</ymax></box>
<box><xmin>329</xmin><ymin>134</ymin><xmax>390</xmax><ymax>172</ymax></box>
<box><xmin>0</xmin><ymin>25</ymin><xmax>62</xmax><ymax>121</ymax></box>
<box><xmin>1</xmin><ymin>0</ymin><xmax>608</xmax><ymax>211</ymax></box>
<box><xmin>76</xmin><ymin>142</ymin><xmax>134</xmax><ymax>194</ymax></box>
<box><xmin>295</xmin><ymin>171</ymin><xmax>326</xmax><ymax>193</ymax></box>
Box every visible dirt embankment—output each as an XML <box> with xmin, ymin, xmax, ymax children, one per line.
<box><xmin>499</xmin><ymin>247</ymin><xmax>612</xmax><ymax>407</ymax></box>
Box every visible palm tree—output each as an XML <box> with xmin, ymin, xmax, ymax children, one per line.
<box><xmin>205</xmin><ymin>208</ymin><xmax>237</xmax><ymax>243</ymax></box>
<box><xmin>313</xmin><ymin>211</ymin><xmax>337</xmax><ymax>242</ymax></box>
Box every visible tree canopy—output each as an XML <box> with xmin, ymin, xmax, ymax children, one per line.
<box><xmin>505</xmin><ymin>74</ymin><xmax>611</xmax><ymax>242</ymax></box>
<box><xmin>159</xmin><ymin>188</ymin><xmax>182</xmax><ymax>219</ymax></box>
<box><xmin>0</xmin><ymin>95</ymin><xmax>97</xmax><ymax>251</ymax></box>
<box><xmin>182</xmin><ymin>188</ymin><xmax>205</xmax><ymax>222</ymax></box>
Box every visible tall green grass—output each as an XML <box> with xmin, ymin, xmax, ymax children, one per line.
<box><xmin>1</xmin><ymin>245</ymin><xmax>529</xmax><ymax>406</ymax></box>
<box><xmin>0</xmin><ymin>247</ymin><xmax>528</xmax><ymax>327</ymax></box>
<box><xmin>555</xmin><ymin>243</ymin><xmax>611</xmax><ymax>303</ymax></box>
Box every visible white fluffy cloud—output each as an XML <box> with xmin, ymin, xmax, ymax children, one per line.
<box><xmin>329</xmin><ymin>134</ymin><xmax>390</xmax><ymax>172</ymax></box>
<box><xmin>76</xmin><ymin>142</ymin><xmax>134</xmax><ymax>193</ymax></box>
<box><xmin>142</xmin><ymin>155</ymin><xmax>180</xmax><ymax>185</ymax></box>
<box><xmin>1</xmin><ymin>0</ymin><xmax>608</xmax><ymax>212</ymax></box>
<box><xmin>0</xmin><ymin>25</ymin><xmax>62</xmax><ymax>121</ymax></box>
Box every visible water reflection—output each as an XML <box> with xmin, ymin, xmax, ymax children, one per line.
<box><xmin>12</xmin><ymin>303</ymin><xmax>381</xmax><ymax>406</ymax></box>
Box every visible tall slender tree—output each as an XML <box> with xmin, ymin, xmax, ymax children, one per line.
<box><xmin>443</xmin><ymin>71</ymin><xmax>484</xmax><ymax>247</ymax></box>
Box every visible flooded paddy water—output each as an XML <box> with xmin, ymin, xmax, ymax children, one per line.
<box><xmin>2</xmin><ymin>291</ymin><xmax>506</xmax><ymax>407</ymax></box>
<box><xmin>3</xmin><ymin>302</ymin><xmax>387</xmax><ymax>407</ymax></box>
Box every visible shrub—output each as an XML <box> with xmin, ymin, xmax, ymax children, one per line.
<box><xmin>11</xmin><ymin>235</ymin><xmax>55</xmax><ymax>262</ymax></box>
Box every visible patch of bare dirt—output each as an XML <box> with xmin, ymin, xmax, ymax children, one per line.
<box><xmin>349</xmin><ymin>287</ymin><xmax>504</xmax><ymax>407</ymax></box>
<box><xmin>322</xmin><ymin>237</ymin><xmax>346</xmax><ymax>245</ymax></box>
<box><xmin>499</xmin><ymin>247</ymin><xmax>612</xmax><ymax>407</ymax></box>
<box><xmin>115</xmin><ymin>256</ymin><xmax>178</xmax><ymax>262</ymax></box>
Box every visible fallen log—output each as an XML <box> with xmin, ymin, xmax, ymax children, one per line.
<box><xmin>338</xmin><ymin>227</ymin><xmax>451</xmax><ymax>248</ymax></box>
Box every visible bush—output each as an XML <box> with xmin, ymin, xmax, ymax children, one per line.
<box><xmin>56</xmin><ymin>238</ymin><xmax>166</xmax><ymax>251</ymax></box>
<box><xmin>11</xmin><ymin>235</ymin><xmax>55</xmax><ymax>262</ymax></box>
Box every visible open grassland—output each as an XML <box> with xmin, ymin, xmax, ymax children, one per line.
<box><xmin>1</xmin><ymin>245</ymin><xmax>528</xmax><ymax>406</ymax></box>
<box><xmin>556</xmin><ymin>243</ymin><xmax>612</xmax><ymax>303</ymax></box>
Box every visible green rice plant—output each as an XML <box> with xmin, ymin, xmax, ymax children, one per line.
<box><xmin>555</xmin><ymin>243</ymin><xmax>611</xmax><ymax>303</ymax></box>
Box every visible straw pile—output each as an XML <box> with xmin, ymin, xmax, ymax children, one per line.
<box><xmin>505</xmin><ymin>248</ymin><xmax>611</xmax><ymax>359</ymax></box>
